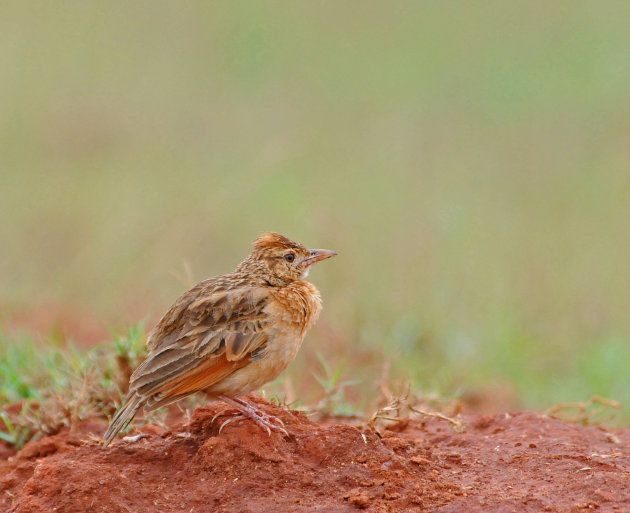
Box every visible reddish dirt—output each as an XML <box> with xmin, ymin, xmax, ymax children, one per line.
<box><xmin>1</xmin><ymin>398</ymin><xmax>629</xmax><ymax>513</ymax></box>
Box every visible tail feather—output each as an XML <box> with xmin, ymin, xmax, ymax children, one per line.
<box><xmin>103</xmin><ymin>393</ymin><xmax>144</xmax><ymax>447</ymax></box>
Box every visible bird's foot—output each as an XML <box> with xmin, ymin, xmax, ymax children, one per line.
<box><xmin>215</xmin><ymin>395</ymin><xmax>288</xmax><ymax>436</ymax></box>
<box><xmin>217</xmin><ymin>412</ymin><xmax>287</xmax><ymax>436</ymax></box>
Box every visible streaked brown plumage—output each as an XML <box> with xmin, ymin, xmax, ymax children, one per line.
<box><xmin>103</xmin><ymin>232</ymin><xmax>337</xmax><ymax>446</ymax></box>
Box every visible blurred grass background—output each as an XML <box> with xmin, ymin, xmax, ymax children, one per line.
<box><xmin>1</xmin><ymin>2</ymin><xmax>630</xmax><ymax>420</ymax></box>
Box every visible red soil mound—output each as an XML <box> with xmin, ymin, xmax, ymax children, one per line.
<box><xmin>1</xmin><ymin>398</ymin><xmax>629</xmax><ymax>512</ymax></box>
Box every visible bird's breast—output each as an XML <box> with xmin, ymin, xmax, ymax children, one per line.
<box><xmin>267</xmin><ymin>280</ymin><xmax>322</xmax><ymax>335</ymax></box>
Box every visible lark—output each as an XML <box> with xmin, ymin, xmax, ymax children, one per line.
<box><xmin>104</xmin><ymin>232</ymin><xmax>337</xmax><ymax>446</ymax></box>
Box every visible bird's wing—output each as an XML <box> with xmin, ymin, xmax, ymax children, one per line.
<box><xmin>130</xmin><ymin>284</ymin><xmax>271</xmax><ymax>403</ymax></box>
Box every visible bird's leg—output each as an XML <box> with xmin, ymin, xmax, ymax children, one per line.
<box><xmin>215</xmin><ymin>395</ymin><xmax>288</xmax><ymax>436</ymax></box>
<box><xmin>204</xmin><ymin>391</ymin><xmax>245</xmax><ymax>425</ymax></box>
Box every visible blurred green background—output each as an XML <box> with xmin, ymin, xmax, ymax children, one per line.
<box><xmin>2</xmin><ymin>2</ymin><xmax>629</xmax><ymax>419</ymax></box>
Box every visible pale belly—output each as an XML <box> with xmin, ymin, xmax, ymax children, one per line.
<box><xmin>208</xmin><ymin>329</ymin><xmax>305</xmax><ymax>396</ymax></box>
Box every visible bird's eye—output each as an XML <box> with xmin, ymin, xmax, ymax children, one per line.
<box><xmin>284</xmin><ymin>253</ymin><xmax>295</xmax><ymax>263</ymax></box>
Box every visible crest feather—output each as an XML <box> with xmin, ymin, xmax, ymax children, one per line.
<box><xmin>253</xmin><ymin>232</ymin><xmax>306</xmax><ymax>251</ymax></box>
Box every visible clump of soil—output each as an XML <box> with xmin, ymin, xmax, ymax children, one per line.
<box><xmin>1</xmin><ymin>397</ymin><xmax>629</xmax><ymax>512</ymax></box>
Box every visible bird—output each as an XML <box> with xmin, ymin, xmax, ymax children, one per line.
<box><xmin>103</xmin><ymin>232</ymin><xmax>337</xmax><ymax>446</ymax></box>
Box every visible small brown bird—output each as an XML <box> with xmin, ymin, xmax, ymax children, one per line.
<box><xmin>104</xmin><ymin>232</ymin><xmax>337</xmax><ymax>446</ymax></box>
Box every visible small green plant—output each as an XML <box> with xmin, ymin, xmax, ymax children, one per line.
<box><xmin>0</xmin><ymin>323</ymin><xmax>148</xmax><ymax>448</ymax></box>
<box><xmin>311</xmin><ymin>352</ymin><xmax>360</xmax><ymax>417</ymax></box>
<box><xmin>0</xmin><ymin>406</ymin><xmax>31</xmax><ymax>448</ymax></box>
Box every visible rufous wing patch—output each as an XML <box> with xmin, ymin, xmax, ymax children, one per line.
<box><xmin>154</xmin><ymin>355</ymin><xmax>250</xmax><ymax>397</ymax></box>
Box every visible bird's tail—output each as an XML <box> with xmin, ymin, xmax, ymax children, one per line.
<box><xmin>103</xmin><ymin>392</ymin><xmax>144</xmax><ymax>447</ymax></box>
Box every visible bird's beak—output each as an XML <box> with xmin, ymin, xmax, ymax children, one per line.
<box><xmin>302</xmin><ymin>249</ymin><xmax>338</xmax><ymax>266</ymax></box>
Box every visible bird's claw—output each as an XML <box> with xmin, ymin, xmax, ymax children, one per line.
<box><xmin>242</xmin><ymin>404</ymin><xmax>288</xmax><ymax>435</ymax></box>
<box><xmin>218</xmin><ymin>415</ymin><xmax>242</xmax><ymax>434</ymax></box>
<box><xmin>252</xmin><ymin>412</ymin><xmax>288</xmax><ymax>436</ymax></box>
<box><xmin>211</xmin><ymin>406</ymin><xmax>241</xmax><ymax>424</ymax></box>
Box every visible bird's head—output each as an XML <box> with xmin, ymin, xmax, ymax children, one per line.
<box><xmin>238</xmin><ymin>232</ymin><xmax>337</xmax><ymax>286</ymax></box>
